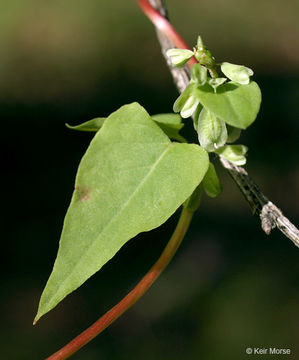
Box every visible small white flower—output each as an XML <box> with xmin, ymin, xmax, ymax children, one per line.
<box><xmin>220</xmin><ymin>62</ymin><xmax>253</xmax><ymax>85</ymax></box>
<box><xmin>166</xmin><ymin>48</ymin><xmax>194</xmax><ymax>67</ymax></box>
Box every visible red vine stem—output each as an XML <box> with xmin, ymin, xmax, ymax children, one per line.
<box><xmin>45</xmin><ymin>206</ymin><xmax>194</xmax><ymax>360</ymax></box>
<box><xmin>137</xmin><ymin>0</ymin><xmax>197</xmax><ymax>68</ymax></box>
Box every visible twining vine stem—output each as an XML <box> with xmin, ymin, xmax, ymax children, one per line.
<box><xmin>142</xmin><ymin>0</ymin><xmax>299</xmax><ymax>247</ymax></box>
<box><xmin>45</xmin><ymin>205</ymin><xmax>195</xmax><ymax>360</ymax></box>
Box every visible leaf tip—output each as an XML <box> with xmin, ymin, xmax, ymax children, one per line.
<box><xmin>33</xmin><ymin>315</ymin><xmax>40</xmax><ymax>326</ymax></box>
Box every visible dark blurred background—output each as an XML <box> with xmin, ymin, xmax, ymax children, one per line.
<box><xmin>1</xmin><ymin>1</ymin><xmax>298</xmax><ymax>359</ymax></box>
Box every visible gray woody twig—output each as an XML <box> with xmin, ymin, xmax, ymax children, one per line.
<box><xmin>148</xmin><ymin>0</ymin><xmax>299</xmax><ymax>247</ymax></box>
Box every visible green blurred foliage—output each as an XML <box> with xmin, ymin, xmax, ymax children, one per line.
<box><xmin>1</xmin><ymin>1</ymin><xmax>298</xmax><ymax>359</ymax></box>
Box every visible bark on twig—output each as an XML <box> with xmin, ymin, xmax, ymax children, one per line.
<box><xmin>148</xmin><ymin>0</ymin><xmax>191</xmax><ymax>93</ymax></box>
<box><xmin>146</xmin><ymin>0</ymin><xmax>299</xmax><ymax>247</ymax></box>
<box><xmin>219</xmin><ymin>158</ymin><xmax>299</xmax><ymax>246</ymax></box>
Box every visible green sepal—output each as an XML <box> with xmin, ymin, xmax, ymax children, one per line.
<box><xmin>173</xmin><ymin>83</ymin><xmax>200</xmax><ymax>119</ymax></box>
<box><xmin>191</xmin><ymin>64</ymin><xmax>208</xmax><ymax>86</ymax></box>
<box><xmin>166</xmin><ymin>48</ymin><xmax>194</xmax><ymax>67</ymax></box>
<box><xmin>215</xmin><ymin>144</ymin><xmax>248</xmax><ymax>165</ymax></box>
<box><xmin>197</xmin><ymin>108</ymin><xmax>227</xmax><ymax>152</ymax></box>
<box><xmin>221</xmin><ymin>62</ymin><xmax>253</xmax><ymax>85</ymax></box>
<box><xmin>203</xmin><ymin>162</ymin><xmax>222</xmax><ymax>198</ymax></box>
<box><xmin>193</xmin><ymin>103</ymin><xmax>203</xmax><ymax>131</ymax></box>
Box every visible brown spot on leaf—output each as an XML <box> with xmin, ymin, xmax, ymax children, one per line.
<box><xmin>76</xmin><ymin>186</ymin><xmax>90</xmax><ymax>202</ymax></box>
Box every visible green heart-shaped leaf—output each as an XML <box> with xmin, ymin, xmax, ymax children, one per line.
<box><xmin>35</xmin><ymin>102</ymin><xmax>209</xmax><ymax>322</ymax></box>
<box><xmin>195</xmin><ymin>81</ymin><xmax>261</xmax><ymax>129</ymax></box>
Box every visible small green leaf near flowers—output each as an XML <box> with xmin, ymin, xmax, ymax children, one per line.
<box><xmin>173</xmin><ymin>81</ymin><xmax>261</xmax><ymax>129</ymax></box>
<box><xmin>194</xmin><ymin>81</ymin><xmax>262</xmax><ymax>129</ymax></box>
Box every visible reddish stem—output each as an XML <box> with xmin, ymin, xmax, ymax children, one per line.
<box><xmin>137</xmin><ymin>0</ymin><xmax>197</xmax><ymax>68</ymax></box>
<box><xmin>45</xmin><ymin>207</ymin><xmax>194</xmax><ymax>360</ymax></box>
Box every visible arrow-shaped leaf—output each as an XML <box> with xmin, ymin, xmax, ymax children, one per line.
<box><xmin>35</xmin><ymin>102</ymin><xmax>209</xmax><ymax>322</ymax></box>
